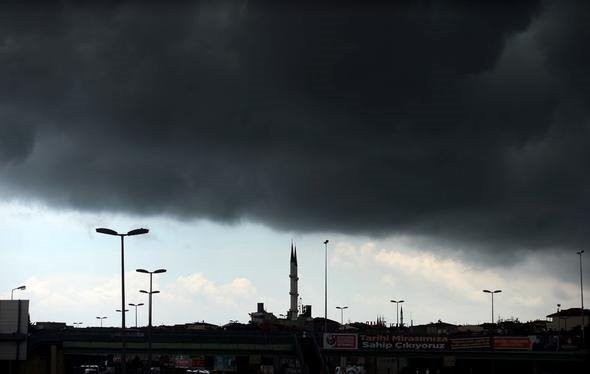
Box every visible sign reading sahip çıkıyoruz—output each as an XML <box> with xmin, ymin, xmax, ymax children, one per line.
<box><xmin>323</xmin><ymin>333</ymin><xmax>359</xmax><ymax>349</ymax></box>
<box><xmin>359</xmin><ymin>335</ymin><xmax>448</xmax><ymax>351</ymax></box>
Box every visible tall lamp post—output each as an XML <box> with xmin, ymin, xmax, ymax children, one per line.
<box><xmin>129</xmin><ymin>303</ymin><xmax>144</xmax><ymax>328</ymax></box>
<box><xmin>390</xmin><ymin>300</ymin><xmax>404</xmax><ymax>328</ymax></box>
<box><xmin>137</xmin><ymin>268</ymin><xmax>166</xmax><ymax>370</ymax></box>
<box><xmin>336</xmin><ymin>306</ymin><xmax>348</xmax><ymax>325</ymax></box>
<box><xmin>483</xmin><ymin>289</ymin><xmax>502</xmax><ymax>324</ymax></box>
<box><xmin>96</xmin><ymin>227</ymin><xmax>148</xmax><ymax>374</ymax></box>
<box><xmin>324</xmin><ymin>239</ymin><xmax>329</xmax><ymax>332</ymax></box>
<box><xmin>96</xmin><ymin>316</ymin><xmax>108</xmax><ymax>328</ymax></box>
<box><xmin>577</xmin><ymin>250</ymin><xmax>585</xmax><ymax>343</ymax></box>
<box><xmin>11</xmin><ymin>285</ymin><xmax>26</xmax><ymax>300</ymax></box>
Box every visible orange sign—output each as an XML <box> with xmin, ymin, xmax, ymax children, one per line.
<box><xmin>492</xmin><ymin>337</ymin><xmax>531</xmax><ymax>350</ymax></box>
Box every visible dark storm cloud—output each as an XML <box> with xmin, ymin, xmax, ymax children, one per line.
<box><xmin>1</xmin><ymin>0</ymin><xmax>588</xmax><ymax>254</ymax></box>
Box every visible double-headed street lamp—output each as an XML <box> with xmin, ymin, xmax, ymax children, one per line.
<box><xmin>390</xmin><ymin>300</ymin><xmax>404</xmax><ymax>328</ymax></box>
<box><xmin>483</xmin><ymin>289</ymin><xmax>502</xmax><ymax>324</ymax></box>
<box><xmin>11</xmin><ymin>285</ymin><xmax>26</xmax><ymax>300</ymax></box>
<box><xmin>129</xmin><ymin>303</ymin><xmax>144</xmax><ymax>328</ymax></box>
<box><xmin>96</xmin><ymin>316</ymin><xmax>108</xmax><ymax>328</ymax></box>
<box><xmin>336</xmin><ymin>306</ymin><xmax>348</xmax><ymax>325</ymax></box>
<box><xmin>137</xmin><ymin>268</ymin><xmax>166</xmax><ymax>369</ymax></box>
<box><xmin>96</xmin><ymin>227</ymin><xmax>148</xmax><ymax>374</ymax></box>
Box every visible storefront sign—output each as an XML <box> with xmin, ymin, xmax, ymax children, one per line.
<box><xmin>191</xmin><ymin>355</ymin><xmax>206</xmax><ymax>368</ymax></box>
<box><xmin>174</xmin><ymin>355</ymin><xmax>191</xmax><ymax>368</ymax></box>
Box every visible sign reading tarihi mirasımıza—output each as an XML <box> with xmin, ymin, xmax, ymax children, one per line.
<box><xmin>359</xmin><ymin>335</ymin><xmax>447</xmax><ymax>351</ymax></box>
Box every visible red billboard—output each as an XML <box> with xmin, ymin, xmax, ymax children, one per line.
<box><xmin>323</xmin><ymin>333</ymin><xmax>358</xmax><ymax>349</ymax></box>
<box><xmin>449</xmin><ymin>337</ymin><xmax>491</xmax><ymax>350</ymax></box>
<box><xmin>492</xmin><ymin>337</ymin><xmax>531</xmax><ymax>350</ymax></box>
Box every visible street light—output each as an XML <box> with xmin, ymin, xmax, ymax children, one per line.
<box><xmin>324</xmin><ymin>239</ymin><xmax>329</xmax><ymax>332</ymax></box>
<box><xmin>73</xmin><ymin>322</ymin><xmax>83</xmax><ymax>328</ymax></box>
<box><xmin>390</xmin><ymin>300</ymin><xmax>404</xmax><ymax>328</ymax></box>
<box><xmin>96</xmin><ymin>316</ymin><xmax>108</xmax><ymax>328</ymax></box>
<box><xmin>129</xmin><ymin>303</ymin><xmax>145</xmax><ymax>328</ymax></box>
<box><xmin>483</xmin><ymin>289</ymin><xmax>502</xmax><ymax>324</ymax></box>
<box><xmin>137</xmin><ymin>268</ymin><xmax>166</xmax><ymax>369</ymax></box>
<box><xmin>11</xmin><ymin>285</ymin><xmax>26</xmax><ymax>300</ymax></box>
<box><xmin>336</xmin><ymin>306</ymin><xmax>348</xmax><ymax>325</ymax></box>
<box><xmin>96</xmin><ymin>227</ymin><xmax>148</xmax><ymax>374</ymax></box>
<box><xmin>577</xmin><ymin>250</ymin><xmax>585</xmax><ymax>343</ymax></box>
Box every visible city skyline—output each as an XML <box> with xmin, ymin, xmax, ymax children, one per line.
<box><xmin>1</xmin><ymin>200</ymin><xmax>585</xmax><ymax>328</ymax></box>
<box><xmin>1</xmin><ymin>0</ymin><xmax>589</xmax><ymax>332</ymax></box>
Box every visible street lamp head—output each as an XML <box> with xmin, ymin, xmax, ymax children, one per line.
<box><xmin>138</xmin><ymin>303</ymin><xmax>145</xmax><ymax>306</ymax></box>
<box><xmin>154</xmin><ymin>269</ymin><xmax>167</xmax><ymax>274</ymax></box>
<box><xmin>483</xmin><ymin>290</ymin><xmax>491</xmax><ymax>293</ymax></box>
<box><xmin>577</xmin><ymin>250</ymin><xmax>584</xmax><ymax>255</ymax></box>
<box><xmin>493</xmin><ymin>290</ymin><xmax>502</xmax><ymax>293</ymax></box>
<box><xmin>324</xmin><ymin>240</ymin><xmax>329</xmax><ymax>244</ymax></box>
<box><xmin>140</xmin><ymin>290</ymin><xmax>148</xmax><ymax>294</ymax></box>
<box><xmin>96</xmin><ymin>228</ymin><xmax>119</xmax><ymax>236</ymax></box>
<box><xmin>399</xmin><ymin>300</ymin><xmax>405</xmax><ymax>303</ymax></box>
<box><xmin>152</xmin><ymin>290</ymin><xmax>160</xmax><ymax>294</ymax></box>
<box><xmin>127</xmin><ymin>228</ymin><xmax>149</xmax><ymax>236</ymax></box>
<box><xmin>17</xmin><ymin>285</ymin><xmax>26</xmax><ymax>291</ymax></box>
<box><xmin>136</xmin><ymin>269</ymin><xmax>149</xmax><ymax>274</ymax></box>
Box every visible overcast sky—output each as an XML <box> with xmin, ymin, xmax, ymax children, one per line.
<box><xmin>1</xmin><ymin>0</ymin><xmax>589</xmax><ymax>327</ymax></box>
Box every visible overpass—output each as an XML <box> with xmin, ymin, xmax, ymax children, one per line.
<box><xmin>7</xmin><ymin>327</ymin><xmax>588</xmax><ymax>374</ymax></box>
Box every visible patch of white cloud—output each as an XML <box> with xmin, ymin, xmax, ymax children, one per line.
<box><xmin>174</xmin><ymin>273</ymin><xmax>257</xmax><ymax>305</ymax></box>
<box><xmin>329</xmin><ymin>239</ymin><xmax>582</xmax><ymax>324</ymax></box>
<box><xmin>18</xmin><ymin>271</ymin><xmax>257</xmax><ymax>326</ymax></box>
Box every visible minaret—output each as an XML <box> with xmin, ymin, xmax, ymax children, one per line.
<box><xmin>288</xmin><ymin>243</ymin><xmax>299</xmax><ymax>320</ymax></box>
